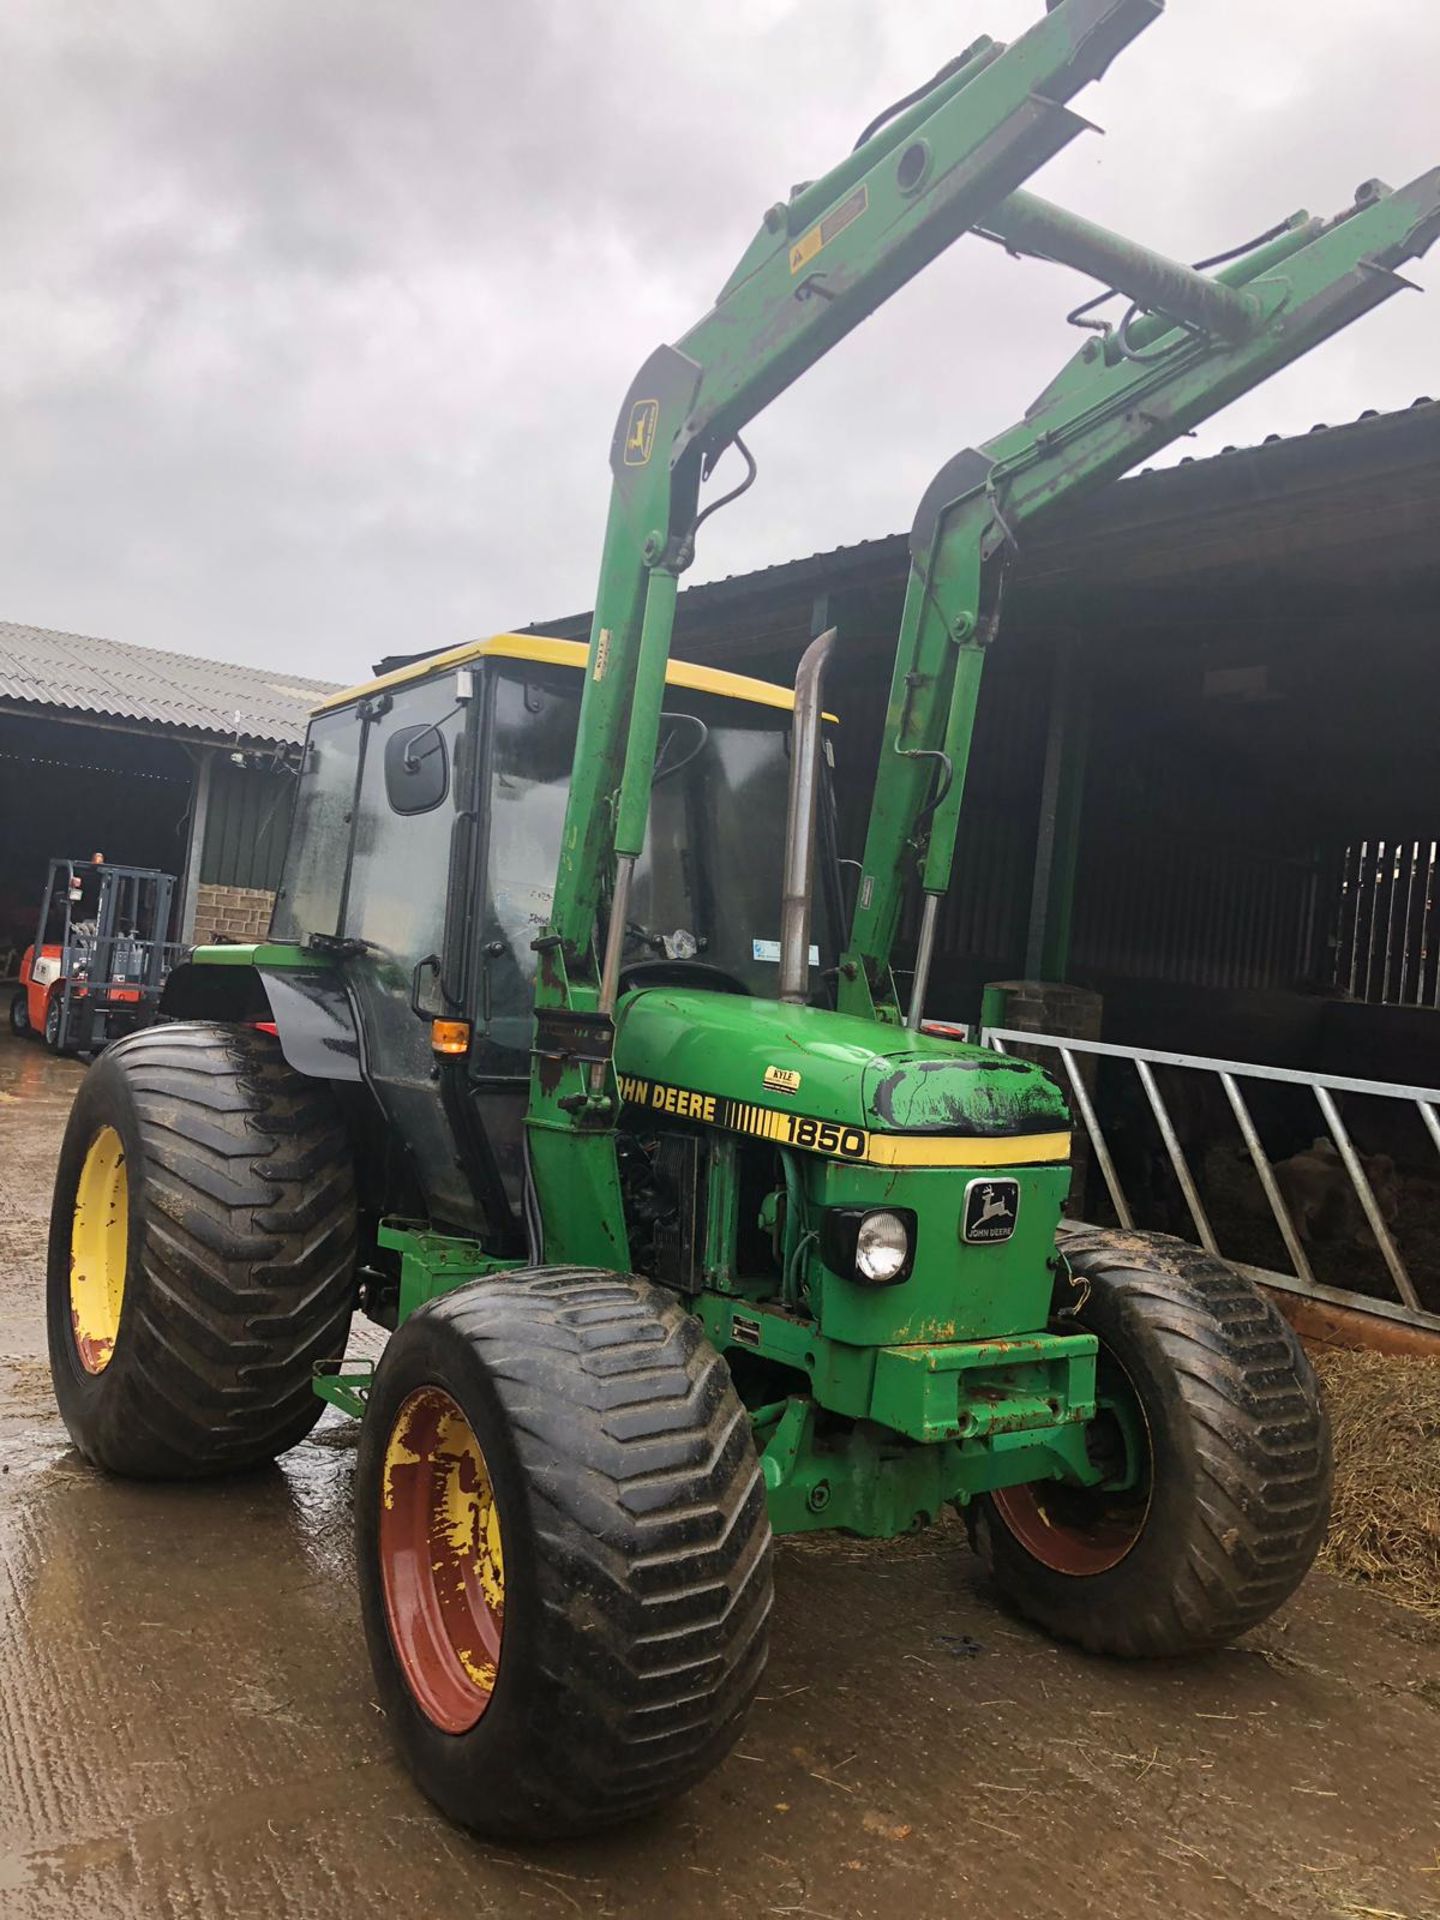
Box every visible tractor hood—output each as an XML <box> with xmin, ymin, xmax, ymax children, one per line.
<box><xmin>612</xmin><ymin>988</ymin><xmax>1068</xmax><ymax>1140</ymax></box>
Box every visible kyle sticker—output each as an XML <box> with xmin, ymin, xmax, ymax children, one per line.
<box><xmin>962</xmin><ymin>1177</ymin><xmax>1019</xmax><ymax>1245</ymax></box>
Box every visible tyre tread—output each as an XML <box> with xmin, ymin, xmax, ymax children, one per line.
<box><xmin>972</xmin><ymin>1228</ymin><xmax>1331</xmax><ymax>1657</ymax></box>
<box><xmin>49</xmin><ymin>1020</ymin><xmax>356</xmax><ymax>1476</ymax></box>
<box><xmin>366</xmin><ymin>1267</ymin><xmax>772</xmax><ymax>1839</ymax></box>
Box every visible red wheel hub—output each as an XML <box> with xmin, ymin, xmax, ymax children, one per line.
<box><xmin>378</xmin><ymin>1386</ymin><xmax>506</xmax><ymax>1733</ymax></box>
<box><xmin>990</xmin><ymin>1478</ymin><xmax>1148</xmax><ymax>1575</ymax></box>
<box><xmin>991</xmin><ymin>1371</ymin><xmax>1152</xmax><ymax>1576</ymax></box>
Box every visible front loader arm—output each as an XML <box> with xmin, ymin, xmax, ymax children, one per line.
<box><xmin>525</xmin><ymin>0</ymin><xmax>1165</xmax><ymax>1265</ymax></box>
<box><xmin>546</xmin><ymin>0</ymin><xmax>1162</xmax><ymax>977</ymax></box>
<box><xmin>840</xmin><ymin>167</ymin><xmax>1440</xmax><ymax>1026</ymax></box>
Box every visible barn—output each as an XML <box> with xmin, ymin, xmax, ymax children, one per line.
<box><xmin>0</xmin><ymin>622</ymin><xmax>335</xmax><ymax>972</ymax></box>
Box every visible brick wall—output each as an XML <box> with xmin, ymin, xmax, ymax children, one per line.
<box><xmin>194</xmin><ymin>882</ymin><xmax>275</xmax><ymax>945</ymax></box>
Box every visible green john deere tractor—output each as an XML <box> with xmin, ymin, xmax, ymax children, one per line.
<box><xmin>48</xmin><ymin>0</ymin><xmax>1439</xmax><ymax>1842</ymax></box>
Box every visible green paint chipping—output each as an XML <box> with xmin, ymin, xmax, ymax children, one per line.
<box><xmin>864</xmin><ymin>1053</ymin><xmax>1068</xmax><ymax>1136</ymax></box>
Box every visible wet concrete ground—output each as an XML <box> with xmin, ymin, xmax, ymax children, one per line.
<box><xmin>1</xmin><ymin>1029</ymin><xmax>1438</xmax><ymax>1920</ymax></box>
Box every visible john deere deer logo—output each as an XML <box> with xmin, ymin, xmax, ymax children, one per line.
<box><xmin>963</xmin><ymin>1177</ymin><xmax>1020</xmax><ymax>1244</ymax></box>
<box><xmin>976</xmin><ymin>1188</ymin><xmax>1012</xmax><ymax>1228</ymax></box>
<box><xmin>623</xmin><ymin>398</ymin><xmax>659</xmax><ymax>467</ymax></box>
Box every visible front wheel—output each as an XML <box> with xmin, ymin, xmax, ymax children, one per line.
<box><xmin>967</xmin><ymin>1229</ymin><xmax>1332</xmax><ymax>1657</ymax></box>
<box><xmin>43</xmin><ymin>993</ymin><xmax>66</xmax><ymax>1052</ymax></box>
<box><xmin>356</xmin><ymin>1269</ymin><xmax>773</xmax><ymax>1841</ymax></box>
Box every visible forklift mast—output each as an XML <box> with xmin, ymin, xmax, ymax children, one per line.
<box><xmin>526</xmin><ymin>0</ymin><xmax>1439</xmax><ymax>1269</ymax></box>
<box><xmin>34</xmin><ymin>857</ymin><xmax>180</xmax><ymax>1053</ymax></box>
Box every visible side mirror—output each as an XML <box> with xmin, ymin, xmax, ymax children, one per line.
<box><xmin>385</xmin><ymin>725</ymin><xmax>449</xmax><ymax>815</ymax></box>
<box><xmin>410</xmin><ymin>953</ymin><xmax>445</xmax><ymax>1021</ymax></box>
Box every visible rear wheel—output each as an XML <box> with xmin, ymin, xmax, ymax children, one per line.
<box><xmin>47</xmin><ymin>1021</ymin><xmax>357</xmax><ymax>1477</ymax></box>
<box><xmin>9</xmin><ymin>991</ymin><xmax>29</xmax><ymax>1037</ymax></box>
<box><xmin>356</xmin><ymin>1268</ymin><xmax>773</xmax><ymax>1840</ymax></box>
<box><xmin>967</xmin><ymin>1229</ymin><xmax>1331</xmax><ymax>1656</ymax></box>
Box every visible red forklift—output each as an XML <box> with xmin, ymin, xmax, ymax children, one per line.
<box><xmin>9</xmin><ymin>855</ymin><xmax>181</xmax><ymax>1054</ymax></box>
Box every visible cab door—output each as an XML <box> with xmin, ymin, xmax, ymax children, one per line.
<box><xmin>279</xmin><ymin>673</ymin><xmax>505</xmax><ymax>1238</ymax></box>
<box><xmin>466</xmin><ymin>666</ymin><xmax>583</xmax><ymax>1215</ymax></box>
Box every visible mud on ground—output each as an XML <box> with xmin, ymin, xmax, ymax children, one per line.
<box><xmin>1</xmin><ymin>1032</ymin><xmax>1438</xmax><ymax>1920</ymax></box>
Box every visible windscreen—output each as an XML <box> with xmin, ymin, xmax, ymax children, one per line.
<box><xmin>481</xmin><ymin>666</ymin><xmax>835</xmax><ymax>1058</ymax></box>
<box><xmin>271</xmin><ymin>707</ymin><xmax>364</xmax><ymax>942</ymax></box>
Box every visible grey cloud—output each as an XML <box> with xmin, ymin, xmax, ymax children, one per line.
<box><xmin>0</xmin><ymin>1</ymin><xmax>1435</xmax><ymax>682</ymax></box>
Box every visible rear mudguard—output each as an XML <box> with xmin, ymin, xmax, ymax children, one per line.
<box><xmin>160</xmin><ymin>960</ymin><xmax>363</xmax><ymax>1083</ymax></box>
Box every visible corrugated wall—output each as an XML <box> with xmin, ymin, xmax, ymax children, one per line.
<box><xmin>1070</xmin><ymin>699</ymin><xmax>1318</xmax><ymax>992</ymax></box>
<box><xmin>198</xmin><ymin>758</ymin><xmax>295</xmax><ymax>892</ymax></box>
<box><xmin>823</xmin><ymin>633</ymin><xmax>1320</xmax><ymax>1000</ymax></box>
<box><xmin>918</xmin><ymin>650</ymin><xmax>1047</xmax><ymax>973</ymax></box>
<box><xmin>1071</xmin><ymin>821</ymin><xmax>1315</xmax><ymax>989</ymax></box>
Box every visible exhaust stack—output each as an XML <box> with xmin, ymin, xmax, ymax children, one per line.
<box><xmin>778</xmin><ymin>627</ymin><xmax>836</xmax><ymax>1006</ymax></box>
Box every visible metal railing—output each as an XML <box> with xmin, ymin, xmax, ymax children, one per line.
<box><xmin>981</xmin><ymin>1026</ymin><xmax>1440</xmax><ymax>1335</ymax></box>
<box><xmin>1334</xmin><ymin>836</ymin><xmax>1440</xmax><ymax>1007</ymax></box>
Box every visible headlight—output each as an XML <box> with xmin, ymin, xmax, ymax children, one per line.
<box><xmin>820</xmin><ymin>1206</ymin><xmax>916</xmax><ymax>1286</ymax></box>
<box><xmin>856</xmin><ymin>1211</ymin><xmax>910</xmax><ymax>1283</ymax></box>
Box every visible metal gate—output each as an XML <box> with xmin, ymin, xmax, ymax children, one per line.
<box><xmin>982</xmin><ymin>1025</ymin><xmax>1440</xmax><ymax>1336</ymax></box>
<box><xmin>1333</xmin><ymin>838</ymin><xmax>1440</xmax><ymax>1007</ymax></box>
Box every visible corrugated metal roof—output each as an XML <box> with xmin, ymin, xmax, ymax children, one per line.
<box><xmin>526</xmin><ymin>393</ymin><xmax>1440</xmax><ymax>635</ymax></box>
<box><xmin>0</xmin><ymin>621</ymin><xmax>338</xmax><ymax>747</ymax></box>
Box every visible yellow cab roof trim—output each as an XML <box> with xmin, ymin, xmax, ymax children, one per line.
<box><xmin>312</xmin><ymin>632</ymin><xmax>836</xmax><ymax>720</ymax></box>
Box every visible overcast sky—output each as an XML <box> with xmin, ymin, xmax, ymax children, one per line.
<box><xmin>2</xmin><ymin>1</ymin><xmax>1437</xmax><ymax>685</ymax></box>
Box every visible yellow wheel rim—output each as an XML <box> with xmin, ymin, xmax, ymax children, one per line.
<box><xmin>379</xmin><ymin>1386</ymin><xmax>506</xmax><ymax>1732</ymax></box>
<box><xmin>70</xmin><ymin>1125</ymin><xmax>129</xmax><ymax>1374</ymax></box>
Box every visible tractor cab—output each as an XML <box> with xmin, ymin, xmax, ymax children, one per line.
<box><xmin>262</xmin><ymin>634</ymin><xmax>845</xmax><ymax>1232</ymax></box>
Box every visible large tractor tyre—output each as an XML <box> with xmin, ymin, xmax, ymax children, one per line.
<box><xmin>9</xmin><ymin>990</ymin><xmax>29</xmax><ymax>1038</ymax></box>
<box><xmin>47</xmin><ymin>1021</ymin><xmax>357</xmax><ymax>1478</ymax></box>
<box><xmin>356</xmin><ymin>1268</ymin><xmax>773</xmax><ymax>1842</ymax></box>
<box><xmin>967</xmin><ymin>1229</ymin><xmax>1331</xmax><ymax>1657</ymax></box>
